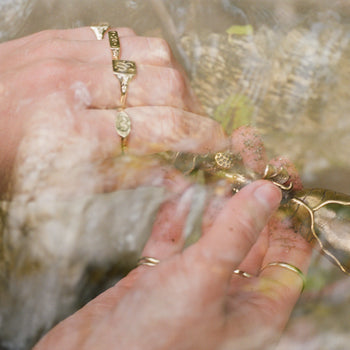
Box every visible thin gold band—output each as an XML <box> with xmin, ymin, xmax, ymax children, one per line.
<box><xmin>137</xmin><ymin>257</ymin><xmax>160</xmax><ymax>267</ymax></box>
<box><xmin>261</xmin><ymin>262</ymin><xmax>306</xmax><ymax>291</ymax></box>
<box><xmin>90</xmin><ymin>24</ymin><xmax>110</xmax><ymax>40</ymax></box>
<box><xmin>233</xmin><ymin>269</ymin><xmax>253</xmax><ymax>278</ymax></box>
<box><xmin>120</xmin><ymin>137</ymin><xmax>127</xmax><ymax>154</ymax></box>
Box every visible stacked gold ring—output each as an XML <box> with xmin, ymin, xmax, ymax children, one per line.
<box><xmin>90</xmin><ymin>23</ymin><xmax>110</xmax><ymax>40</ymax></box>
<box><xmin>112</xmin><ymin>59</ymin><xmax>137</xmax><ymax>108</ymax></box>
<box><xmin>105</xmin><ymin>30</ymin><xmax>137</xmax><ymax>154</ymax></box>
<box><xmin>108</xmin><ymin>31</ymin><xmax>120</xmax><ymax>60</ymax></box>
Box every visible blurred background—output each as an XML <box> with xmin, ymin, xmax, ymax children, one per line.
<box><xmin>1</xmin><ymin>0</ymin><xmax>350</xmax><ymax>349</ymax></box>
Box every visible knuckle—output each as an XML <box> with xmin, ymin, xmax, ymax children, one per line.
<box><xmin>37</xmin><ymin>38</ymin><xmax>66</xmax><ymax>57</ymax></box>
<box><xmin>166</xmin><ymin>107</ymin><xmax>179</xmax><ymax>130</ymax></box>
<box><xmin>31</xmin><ymin>29</ymin><xmax>58</xmax><ymax>41</ymax></box>
<box><xmin>36</xmin><ymin>58</ymin><xmax>70</xmax><ymax>85</ymax></box>
<box><xmin>168</xmin><ymin>68</ymin><xmax>187</xmax><ymax>95</ymax></box>
<box><xmin>235</xmin><ymin>212</ymin><xmax>260</xmax><ymax>246</ymax></box>
<box><xmin>153</xmin><ymin>38</ymin><xmax>173</xmax><ymax>66</ymax></box>
<box><xmin>163</xmin><ymin>107</ymin><xmax>187</xmax><ymax>142</ymax></box>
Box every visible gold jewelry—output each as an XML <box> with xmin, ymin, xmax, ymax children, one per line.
<box><xmin>115</xmin><ymin>110</ymin><xmax>131</xmax><ymax>154</ymax></box>
<box><xmin>260</xmin><ymin>262</ymin><xmax>306</xmax><ymax>291</ymax></box>
<box><xmin>215</xmin><ymin>152</ymin><xmax>235</xmax><ymax>170</ymax></box>
<box><xmin>112</xmin><ymin>60</ymin><xmax>137</xmax><ymax>108</ymax></box>
<box><xmin>137</xmin><ymin>256</ymin><xmax>160</xmax><ymax>267</ymax></box>
<box><xmin>108</xmin><ymin>31</ymin><xmax>120</xmax><ymax>60</ymax></box>
<box><xmin>90</xmin><ymin>23</ymin><xmax>110</xmax><ymax>40</ymax></box>
<box><xmin>233</xmin><ymin>269</ymin><xmax>253</xmax><ymax>278</ymax></box>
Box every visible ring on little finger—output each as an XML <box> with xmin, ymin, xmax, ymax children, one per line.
<box><xmin>137</xmin><ymin>256</ymin><xmax>161</xmax><ymax>267</ymax></box>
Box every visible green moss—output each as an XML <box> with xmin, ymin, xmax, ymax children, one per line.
<box><xmin>226</xmin><ymin>24</ymin><xmax>254</xmax><ymax>36</ymax></box>
<box><xmin>213</xmin><ymin>94</ymin><xmax>255</xmax><ymax>134</ymax></box>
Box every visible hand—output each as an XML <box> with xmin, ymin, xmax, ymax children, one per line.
<box><xmin>0</xmin><ymin>27</ymin><xmax>227</xmax><ymax>197</ymax></box>
<box><xmin>33</xmin><ymin>128</ymin><xmax>312</xmax><ymax>350</ymax></box>
<box><xmin>33</xmin><ymin>179</ymin><xmax>311</xmax><ymax>350</ymax></box>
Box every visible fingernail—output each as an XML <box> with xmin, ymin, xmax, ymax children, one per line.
<box><xmin>254</xmin><ymin>182</ymin><xmax>281</xmax><ymax>211</ymax></box>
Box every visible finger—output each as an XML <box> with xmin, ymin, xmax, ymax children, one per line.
<box><xmin>187</xmin><ymin>180</ymin><xmax>282</xmax><ymax>283</ymax></box>
<box><xmin>232</xmin><ymin>157</ymin><xmax>305</xmax><ymax>277</ymax></box>
<box><xmin>201</xmin><ymin>191</ymin><xmax>271</xmax><ymax>278</ymax></box>
<box><xmin>48</xmin><ymin>27</ymin><xmax>177</xmax><ymax>70</ymax></box>
<box><xmin>231</xmin><ymin>126</ymin><xmax>268</xmax><ymax>175</ymax></box>
<box><xmin>0</xmin><ymin>28</ymin><xmax>137</xmax><ymax>65</ymax></box>
<box><xmin>259</xmin><ymin>213</ymin><xmax>312</xmax><ymax>293</ymax></box>
<box><xmin>200</xmin><ymin>126</ymin><xmax>268</xmax><ymax>236</ymax></box>
<box><xmin>81</xmin><ymin>107</ymin><xmax>228</xmax><ymax>156</ymax></box>
<box><xmin>88</xmin><ymin>26</ymin><xmax>137</xmax><ymax>40</ymax></box>
<box><xmin>0</xmin><ymin>27</ymin><xmax>136</xmax><ymax>52</ymax></box>
<box><xmin>201</xmin><ymin>192</ymin><xmax>229</xmax><ymax>234</ymax></box>
<box><xmin>9</xmin><ymin>59</ymin><xmax>197</xmax><ymax>110</ymax></box>
<box><xmin>228</xmin><ymin>214</ymin><xmax>312</xmax><ymax>329</ymax></box>
<box><xmin>231</xmin><ymin>211</ymin><xmax>309</xmax><ymax>280</ymax></box>
<box><xmin>229</xmin><ymin>218</ymin><xmax>313</xmax><ymax>334</ymax></box>
<box><xmin>140</xmin><ymin>186</ymin><xmax>195</xmax><ymax>262</ymax></box>
<box><xmin>233</xmin><ymin>226</ymin><xmax>269</xmax><ymax>276</ymax></box>
<box><xmin>51</xmin><ymin>27</ymin><xmax>138</xmax><ymax>40</ymax></box>
<box><xmin>2</xmin><ymin>28</ymin><xmax>203</xmax><ymax>113</ymax></box>
<box><xmin>1</xmin><ymin>35</ymin><xmax>178</xmax><ymax>70</ymax></box>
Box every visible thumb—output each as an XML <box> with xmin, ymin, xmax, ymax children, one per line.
<box><xmin>188</xmin><ymin>180</ymin><xmax>281</xmax><ymax>282</ymax></box>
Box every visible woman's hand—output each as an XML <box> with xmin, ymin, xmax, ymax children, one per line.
<box><xmin>34</xmin><ymin>178</ymin><xmax>311</xmax><ymax>350</ymax></box>
<box><xmin>2</xmin><ymin>27</ymin><xmax>312</xmax><ymax>349</ymax></box>
<box><xmin>0</xmin><ymin>27</ymin><xmax>227</xmax><ymax>196</ymax></box>
<box><xmin>33</xmin><ymin>125</ymin><xmax>312</xmax><ymax>350</ymax></box>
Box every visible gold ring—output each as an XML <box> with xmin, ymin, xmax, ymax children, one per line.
<box><xmin>108</xmin><ymin>31</ymin><xmax>120</xmax><ymax>60</ymax></box>
<box><xmin>137</xmin><ymin>256</ymin><xmax>160</xmax><ymax>267</ymax></box>
<box><xmin>233</xmin><ymin>269</ymin><xmax>253</xmax><ymax>278</ymax></box>
<box><xmin>112</xmin><ymin>60</ymin><xmax>137</xmax><ymax>108</ymax></box>
<box><xmin>260</xmin><ymin>262</ymin><xmax>306</xmax><ymax>291</ymax></box>
<box><xmin>115</xmin><ymin>110</ymin><xmax>131</xmax><ymax>154</ymax></box>
<box><xmin>90</xmin><ymin>23</ymin><xmax>110</xmax><ymax>40</ymax></box>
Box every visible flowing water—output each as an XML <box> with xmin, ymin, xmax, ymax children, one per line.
<box><xmin>1</xmin><ymin>0</ymin><xmax>350</xmax><ymax>349</ymax></box>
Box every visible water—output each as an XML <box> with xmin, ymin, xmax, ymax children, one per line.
<box><xmin>1</xmin><ymin>0</ymin><xmax>350</xmax><ymax>349</ymax></box>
